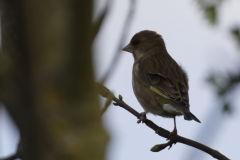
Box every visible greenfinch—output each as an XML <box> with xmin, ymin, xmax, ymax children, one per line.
<box><xmin>122</xmin><ymin>30</ymin><xmax>200</xmax><ymax>134</ymax></box>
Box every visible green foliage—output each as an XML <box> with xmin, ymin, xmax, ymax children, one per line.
<box><xmin>196</xmin><ymin>0</ymin><xmax>223</xmax><ymax>25</ymax></box>
<box><xmin>206</xmin><ymin>71</ymin><xmax>240</xmax><ymax>113</ymax></box>
<box><xmin>231</xmin><ymin>27</ymin><xmax>240</xmax><ymax>48</ymax></box>
<box><xmin>196</xmin><ymin>0</ymin><xmax>240</xmax><ymax>113</ymax></box>
<box><xmin>204</xmin><ymin>5</ymin><xmax>217</xmax><ymax>24</ymax></box>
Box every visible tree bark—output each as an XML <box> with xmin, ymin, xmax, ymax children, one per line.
<box><xmin>0</xmin><ymin>0</ymin><xmax>108</xmax><ymax>159</ymax></box>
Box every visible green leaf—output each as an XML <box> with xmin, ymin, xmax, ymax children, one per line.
<box><xmin>231</xmin><ymin>28</ymin><xmax>240</xmax><ymax>48</ymax></box>
<box><xmin>204</xmin><ymin>5</ymin><xmax>217</xmax><ymax>24</ymax></box>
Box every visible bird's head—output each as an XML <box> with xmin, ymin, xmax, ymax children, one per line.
<box><xmin>122</xmin><ymin>30</ymin><xmax>166</xmax><ymax>61</ymax></box>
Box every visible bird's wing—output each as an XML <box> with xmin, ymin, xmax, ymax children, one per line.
<box><xmin>138</xmin><ymin>53</ymin><xmax>189</xmax><ymax>108</ymax></box>
<box><xmin>148</xmin><ymin>72</ymin><xmax>189</xmax><ymax>108</ymax></box>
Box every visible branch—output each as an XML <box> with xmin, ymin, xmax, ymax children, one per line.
<box><xmin>100</xmin><ymin>0</ymin><xmax>136</xmax><ymax>84</ymax></box>
<box><xmin>96</xmin><ymin>82</ymin><xmax>230</xmax><ymax>160</ymax></box>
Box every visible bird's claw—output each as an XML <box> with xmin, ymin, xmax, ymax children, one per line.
<box><xmin>167</xmin><ymin>140</ymin><xmax>177</xmax><ymax>150</ymax></box>
<box><xmin>137</xmin><ymin>112</ymin><xmax>147</xmax><ymax>123</ymax></box>
<box><xmin>166</xmin><ymin>131</ymin><xmax>177</xmax><ymax>149</ymax></box>
<box><xmin>168</xmin><ymin>143</ymin><xmax>173</xmax><ymax>149</ymax></box>
<box><xmin>166</xmin><ymin>128</ymin><xmax>177</xmax><ymax>140</ymax></box>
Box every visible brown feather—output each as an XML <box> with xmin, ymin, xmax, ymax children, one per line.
<box><xmin>123</xmin><ymin>30</ymin><xmax>200</xmax><ymax>122</ymax></box>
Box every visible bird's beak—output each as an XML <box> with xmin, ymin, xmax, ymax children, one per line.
<box><xmin>122</xmin><ymin>44</ymin><xmax>133</xmax><ymax>53</ymax></box>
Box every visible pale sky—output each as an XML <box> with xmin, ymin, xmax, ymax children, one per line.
<box><xmin>1</xmin><ymin>0</ymin><xmax>240</xmax><ymax>160</ymax></box>
<box><xmin>94</xmin><ymin>0</ymin><xmax>240</xmax><ymax>160</ymax></box>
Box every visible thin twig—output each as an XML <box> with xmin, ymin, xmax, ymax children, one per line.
<box><xmin>96</xmin><ymin>82</ymin><xmax>230</xmax><ymax>160</ymax></box>
<box><xmin>92</xmin><ymin>0</ymin><xmax>113</xmax><ymax>42</ymax></box>
<box><xmin>100</xmin><ymin>0</ymin><xmax>136</xmax><ymax>84</ymax></box>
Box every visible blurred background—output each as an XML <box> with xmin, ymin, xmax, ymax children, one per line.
<box><xmin>1</xmin><ymin>0</ymin><xmax>240</xmax><ymax>159</ymax></box>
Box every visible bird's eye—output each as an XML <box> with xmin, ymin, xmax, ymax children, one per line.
<box><xmin>132</xmin><ymin>40</ymin><xmax>139</xmax><ymax>45</ymax></box>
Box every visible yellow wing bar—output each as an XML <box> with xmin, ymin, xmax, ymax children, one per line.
<box><xmin>150</xmin><ymin>86</ymin><xmax>168</xmax><ymax>99</ymax></box>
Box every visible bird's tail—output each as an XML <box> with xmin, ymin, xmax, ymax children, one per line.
<box><xmin>184</xmin><ymin>111</ymin><xmax>201</xmax><ymax>123</ymax></box>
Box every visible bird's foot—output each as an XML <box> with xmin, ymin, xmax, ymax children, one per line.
<box><xmin>167</xmin><ymin>128</ymin><xmax>177</xmax><ymax>140</ymax></box>
<box><xmin>166</xmin><ymin>129</ymin><xmax>177</xmax><ymax>149</ymax></box>
<box><xmin>137</xmin><ymin>112</ymin><xmax>147</xmax><ymax>123</ymax></box>
<box><xmin>170</xmin><ymin>128</ymin><xmax>177</xmax><ymax>137</ymax></box>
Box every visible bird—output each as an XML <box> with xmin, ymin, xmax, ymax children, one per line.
<box><xmin>122</xmin><ymin>30</ymin><xmax>200</xmax><ymax>135</ymax></box>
